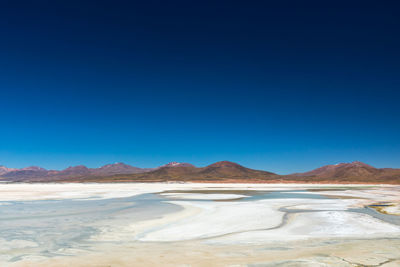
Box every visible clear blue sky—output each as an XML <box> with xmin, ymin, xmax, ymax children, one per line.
<box><xmin>0</xmin><ymin>1</ymin><xmax>399</xmax><ymax>174</ymax></box>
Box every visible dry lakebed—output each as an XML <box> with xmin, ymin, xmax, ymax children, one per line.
<box><xmin>0</xmin><ymin>183</ymin><xmax>399</xmax><ymax>266</ymax></box>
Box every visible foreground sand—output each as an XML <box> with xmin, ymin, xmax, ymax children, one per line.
<box><xmin>0</xmin><ymin>183</ymin><xmax>399</xmax><ymax>266</ymax></box>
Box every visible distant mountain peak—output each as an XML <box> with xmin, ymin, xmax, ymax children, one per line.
<box><xmin>65</xmin><ymin>165</ymin><xmax>89</xmax><ymax>170</ymax></box>
<box><xmin>160</xmin><ymin>162</ymin><xmax>195</xmax><ymax>168</ymax></box>
<box><xmin>0</xmin><ymin>166</ymin><xmax>17</xmax><ymax>175</ymax></box>
<box><xmin>100</xmin><ymin>162</ymin><xmax>130</xmax><ymax>168</ymax></box>
<box><xmin>58</xmin><ymin>165</ymin><xmax>91</xmax><ymax>176</ymax></box>
<box><xmin>21</xmin><ymin>166</ymin><xmax>47</xmax><ymax>171</ymax></box>
<box><xmin>293</xmin><ymin>160</ymin><xmax>379</xmax><ymax>179</ymax></box>
<box><xmin>93</xmin><ymin>162</ymin><xmax>152</xmax><ymax>175</ymax></box>
<box><xmin>165</xmin><ymin>162</ymin><xmax>181</xmax><ymax>167</ymax></box>
<box><xmin>349</xmin><ymin>161</ymin><xmax>373</xmax><ymax>167</ymax></box>
<box><xmin>99</xmin><ymin>162</ymin><xmax>138</xmax><ymax>170</ymax></box>
<box><xmin>330</xmin><ymin>161</ymin><xmax>375</xmax><ymax>169</ymax></box>
<box><xmin>208</xmin><ymin>161</ymin><xmax>241</xmax><ymax>168</ymax></box>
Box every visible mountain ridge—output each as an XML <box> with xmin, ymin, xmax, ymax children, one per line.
<box><xmin>286</xmin><ymin>161</ymin><xmax>400</xmax><ymax>183</ymax></box>
<box><xmin>0</xmin><ymin>161</ymin><xmax>399</xmax><ymax>184</ymax></box>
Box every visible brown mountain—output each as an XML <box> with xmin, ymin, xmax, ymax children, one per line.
<box><xmin>0</xmin><ymin>166</ymin><xmax>16</xmax><ymax>175</ymax></box>
<box><xmin>1</xmin><ymin>161</ymin><xmax>399</xmax><ymax>184</ymax></box>
<box><xmin>80</xmin><ymin>161</ymin><xmax>279</xmax><ymax>182</ymax></box>
<box><xmin>195</xmin><ymin>161</ymin><xmax>275</xmax><ymax>180</ymax></box>
<box><xmin>0</xmin><ymin>163</ymin><xmax>152</xmax><ymax>182</ymax></box>
<box><xmin>287</xmin><ymin>161</ymin><xmax>400</xmax><ymax>183</ymax></box>
<box><xmin>1</xmin><ymin>166</ymin><xmax>49</xmax><ymax>180</ymax></box>
<box><xmin>57</xmin><ymin>165</ymin><xmax>91</xmax><ymax>176</ymax></box>
<box><xmin>91</xmin><ymin>163</ymin><xmax>153</xmax><ymax>175</ymax></box>
<box><xmin>158</xmin><ymin>162</ymin><xmax>195</xmax><ymax>168</ymax></box>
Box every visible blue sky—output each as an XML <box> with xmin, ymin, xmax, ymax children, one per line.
<box><xmin>0</xmin><ymin>1</ymin><xmax>399</xmax><ymax>174</ymax></box>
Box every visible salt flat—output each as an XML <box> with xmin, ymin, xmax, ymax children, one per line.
<box><xmin>0</xmin><ymin>183</ymin><xmax>399</xmax><ymax>266</ymax></box>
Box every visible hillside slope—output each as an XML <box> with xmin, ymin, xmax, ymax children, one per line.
<box><xmin>65</xmin><ymin>161</ymin><xmax>279</xmax><ymax>182</ymax></box>
<box><xmin>286</xmin><ymin>161</ymin><xmax>400</xmax><ymax>183</ymax></box>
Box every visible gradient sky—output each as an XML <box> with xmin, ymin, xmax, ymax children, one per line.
<box><xmin>0</xmin><ymin>1</ymin><xmax>399</xmax><ymax>174</ymax></box>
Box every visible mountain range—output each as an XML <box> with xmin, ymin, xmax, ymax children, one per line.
<box><xmin>0</xmin><ymin>161</ymin><xmax>399</xmax><ymax>184</ymax></box>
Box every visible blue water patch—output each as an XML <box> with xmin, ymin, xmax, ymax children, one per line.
<box><xmin>243</xmin><ymin>191</ymin><xmax>328</xmax><ymax>201</ymax></box>
<box><xmin>158</xmin><ymin>190</ymin><xmax>328</xmax><ymax>202</ymax></box>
